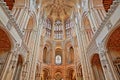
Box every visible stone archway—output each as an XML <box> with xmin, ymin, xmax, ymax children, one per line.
<box><xmin>43</xmin><ymin>47</ymin><xmax>47</xmax><ymax>63</ymax></box>
<box><xmin>106</xmin><ymin>26</ymin><xmax>120</xmax><ymax>79</ymax></box>
<box><xmin>68</xmin><ymin>47</ymin><xmax>74</xmax><ymax>64</ymax></box>
<box><xmin>91</xmin><ymin>54</ymin><xmax>105</xmax><ymax>80</ymax></box>
<box><xmin>55</xmin><ymin>48</ymin><xmax>62</xmax><ymax>65</ymax></box>
<box><xmin>43</xmin><ymin>42</ymin><xmax>51</xmax><ymax>64</ymax></box>
<box><xmin>0</xmin><ymin>28</ymin><xmax>12</xmax><ymax>76</ymax></box>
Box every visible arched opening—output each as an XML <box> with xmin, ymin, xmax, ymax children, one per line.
<box><xmin>0</xmin><ymin>28</ymin><xmax>11</xmax><ymax>76</ymax></box>
<box><xmin>43</xmin><ymin>47</ymin><xmax>47</xmax><ymax>64</ymax></box>
<box><xmin>103</xmin><ymin>0</ymin><xmax>113</xmax><ymax>12</ymax></box>
<box><xmin>91</xmin><ymin>54</ymin><xmax>105</xmax><ymax>80</ymax></box>
<box><xmin>4</xmin><ymin>0</ymin><xmax>15</xmax><ymax>10</ymax></box>
<box><xmin>43</xmin><ymin>42</ymin><xmax>51</xmax><ymax>64</ymax></box>
<box><xmin>67</xmin><ymin>69</ymin><xmax>76</xmax><ymax>80</ymax></box>
<box><xmin>43</xmin><ymin>69</ymin><xmax>50</xmax><ymax>80</ymax></box>
<box><xmin>13</xmin><ymin>55</ymin><xmax>23</xmax><ymax>80</ymax></box>
<box><xmin>107</xmin><ymin>26</ymin><xmax>120</xmax><ymax>78</ymax></box>
<box><xmin>55</xmin><ymin>48</ymin><xmax>62</xmax><ymax>65</ymax></box>
<box><xmin>68</xmin><ymin>47</ymin><xmax>74</xmax><ymax>64</ymax></box>
<box><xmin>55</xmin><ymin>55</ymin><xmax>62</xmax><ymax>65</ymax></box>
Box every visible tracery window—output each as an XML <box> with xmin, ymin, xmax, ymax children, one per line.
<box><xmin>54</xmin><ymin>20</ymin><xmax>63</xmax><ymax>40</ymax></box>
<box><xmin>44</xmin><ymin>19</ymin><xmax>52</xmax><ymax>38</ymax></box>
<box><xmin>65</xmin><ymin>19</ymin><xmax>74</xmax><ymax>38</ymax></box>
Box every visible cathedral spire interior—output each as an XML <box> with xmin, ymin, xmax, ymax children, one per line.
<box><xmin>0</xmin><ymin>0</ymin><xmax>120</xmax><ymax>80</ymax></box>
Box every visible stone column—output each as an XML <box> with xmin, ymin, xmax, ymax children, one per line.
<box><xmin>74</xmin><ymin>13</ymin><xmax>90</xmax><ymax>80</ymax></box>
<box><xmin>27</xmin><ymin>10</ymin><xmax>45</xmax><ymax>80</ymax></box>
<box><xmin>5</xmin><ymin>52</ymin><xmax>19</xmax><ymax>80</ymax></box>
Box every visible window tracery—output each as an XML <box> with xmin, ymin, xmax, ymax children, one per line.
<box><xmin>54</xmin><ymin>20</ymin><xmax>63</xmax><ymax>40</ymax></box>
<box><xmin>65</xmin><ymin>19</ymin><xmax>74</xmax><ymax>38</ymax></box>
<box><xmin>44</xmin><ymin>19</ymin><xmax>52</xmax><ymax>38</ymax></box>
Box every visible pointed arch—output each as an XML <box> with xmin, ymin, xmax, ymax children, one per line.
<box><xmin>68</xmin><ymin>46</ymin><xmax>74</xmax><ymax>64</ymax></box>
<box><xmin>43</xmin><ymin>47</ymin><xmax>47</xmax><ymax>63</ymax></box>
<box><xmin>43</xmin><ymin>41</ymin><xmax>52</xmax><ymax>64</ymax></box>
<box><xmin>91</xmin><ymin>54</ymin><xmax>105</xmax><ymax>80</ymax></box>
<box><xmin>105</xmin><ymin>25</ymin><xmax>120</xmax><ymax>79</ymax></box>
<box><xmin>55</xmin><ymin>48</ymin><xmax>62</xmax><ymax>65</ymax></box>
<box><xmin>0</xmin><ymin>27</ymin><xmax>13</xmax><ymax>76</ymax></box>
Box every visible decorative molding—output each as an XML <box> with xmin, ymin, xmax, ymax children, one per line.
<box><xmin>106</xmin><ymin>21</ymin><xmax>112</xmax><ymax>30</ymax></box>
<box><xmin>0</xmin><ymin>1</ymin><xmax>30</xmax><ymax>59</ymax></box>
<box><xmin>87</xmin><ymin>0</ymin><xmax>120</xmax><ymax>53</ymax></box>
<box><xmin>6</xmin><ymin>20</ymin><xmax>12</xmax><ymax>30</ymax></box>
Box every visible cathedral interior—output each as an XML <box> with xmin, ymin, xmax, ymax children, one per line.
<box><xmin>0</xmin><ymin>0</ymin><xmax>120</xmax><ymax>80</ymax></box>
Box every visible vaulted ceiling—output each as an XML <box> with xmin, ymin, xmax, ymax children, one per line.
<box><xmin>42</xmin><ymin>0</ymin><xmax>77</xmax><ymax>22</ymax></box>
